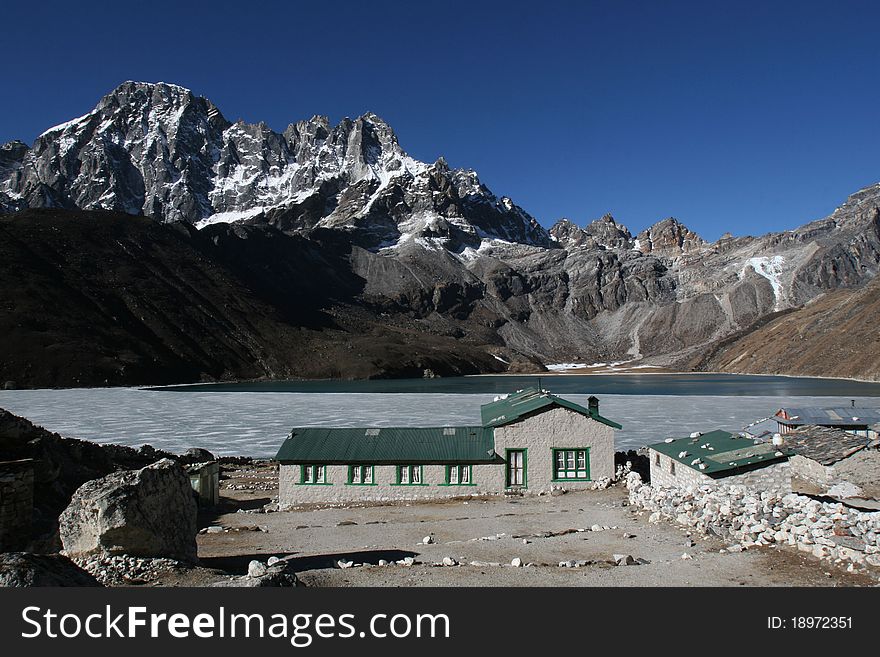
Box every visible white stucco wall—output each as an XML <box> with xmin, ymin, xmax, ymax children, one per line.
<box><xmin>492</xmin><ymin>406</ymin><xmax>615</xmax><ymax>491</ymax></box>
<box><xmin>278</xmin><ymin>463</ymin><xmax>503</xmax><ymax>507</ymax></box>
<box><xmin>278</xmin><ymin>406</ymin><xmax>617</xmax><ymax>508</ymax></box>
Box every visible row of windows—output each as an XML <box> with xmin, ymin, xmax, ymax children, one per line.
<box><xmin>300</xmin><ymin>464</ymin><xmax>473</xmax><ymax>486</ymax></box>
<box><xmin>298</xmin><ymin>449</ymin><xmax>591</xmax><ymax>486</ymax></box>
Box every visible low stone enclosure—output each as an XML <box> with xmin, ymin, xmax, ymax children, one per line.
<box><xmin>626</xmin><ymin>472</ymin><xmax>880</xmax><ymax>570</ymax></box>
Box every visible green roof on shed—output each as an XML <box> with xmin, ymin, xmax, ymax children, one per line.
<box><xmin>479</xmin><ymin>388</ymin><xmax>622</xmax><ymax>429</ymax></box>
<box><xmin>275</xmin><ymin>426</ymin><xmax>498</xmax><ymax>464</ymax></box>
<box><xmin>649</xmin><ymin>429</ymin><xmax>792</xmax><ymax>476</ymax></box>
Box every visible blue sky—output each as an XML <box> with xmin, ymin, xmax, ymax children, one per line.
<box><xmin>2</xmin><ymin>0</ymin><xmax>878</xmax><ymax>239</ymax></box>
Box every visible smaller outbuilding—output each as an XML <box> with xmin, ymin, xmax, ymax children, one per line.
<box><xmin>186</xmin><ymin>461</ymin><xmax>220</xmax><ymax>507</ymax></box>
<box><xmin>773</xmin><ymin>406</ymin><xmax>880</xmax><ymax>439</ymax></box>
<box><xmin>648</xmin><ymin>430</ymin><xmax>792</xmax><ymax>494</ymax></box>
<box><xmin>782</xmin><ymin>425</ymin><xmax>879</xmax><ymax>495</ymax></box>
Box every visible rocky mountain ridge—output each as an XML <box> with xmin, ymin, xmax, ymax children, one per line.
<box><xmin>2</xmin><ymin>82</ymin><xmax>880</xmax><ymax>384</ymax></box>
<box><xmin>0</xmin><ymin>81</ymin><xmax>547</xmax><ymax>251</ymax></box>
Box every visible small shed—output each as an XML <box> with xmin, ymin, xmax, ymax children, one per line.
<box><xmin>648</xmin><ymin>430</ymin><xmax>792</xmax><ymax>494</ymax></box>
<box><xmin>187</xmin><ymin>461</ymin><xmax>220</xmax><ymax>507</ymax></box>
<box><xmin>774</xmin><ymin>406</ymin><xmax>880</xmax><ymax>439</ymax></box>
<box><xmin>783</xmin><ymin>425</ymin><xmax>878</xmax><ymax>493</ymax></box>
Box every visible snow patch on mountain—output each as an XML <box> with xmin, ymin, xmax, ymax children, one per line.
<box><xmin>195</xmin><ymin>207</ymin><xmax>266</xmax><ymax>229</ymax></box>
<box><xmin>743</xmin><ymin>255</ymin><xmax>786</xmax><ymax>310</ymax></box>
<box><xmin>38</xmin><ymin>112</ymin><xmax>93</xmax><ymax>138</ymax></box>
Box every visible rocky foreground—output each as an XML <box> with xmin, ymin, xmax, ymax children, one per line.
<box><xmin>2</xmin><ymin>406</ymin><xmax>879</xmax><ymax>587</ymax></box>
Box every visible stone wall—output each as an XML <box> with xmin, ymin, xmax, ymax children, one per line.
<box><xmin>721</xmin><ymin>461</ymin><xmax>791</xmax><ymax>495</ymax></box>
<box><xmin>0</xmin><ymin>459</ymin><xmax>34</xmax><ymax>551</ymax></box>
<box><xmin>627</xmin><ymin>473</ymin><xmax>880</xmax><ymax>569</ymax></box>
<box><xmin>648</xmin><ymin>448</ymin><xmax>791</xmax><ymax>495</ymax></box>
<box><xmin>649</xmin><ymin>449</ymin><xmax>710</xmax><ymax>489</ymax></box>
<box><xmin>278</xmin><ymin>407</ymin><xmax>616</xmax><ymax>508</ymax></box>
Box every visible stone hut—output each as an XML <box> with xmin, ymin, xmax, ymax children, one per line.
<box><xmin>782</xmin><ymin>425</ymin><xmax>879</xmax><ymax>493</ymax></box>
<box><xmin>647</xmin><ymin>430</ymin><xmax>792</xmax><ymax>494</ymax></box>
<box><xmin>275</xmin><ymin>388</ymin><xmax>620</xmax><ymax>508</ymax></box>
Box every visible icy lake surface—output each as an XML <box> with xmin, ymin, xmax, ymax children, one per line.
<box><xmin>1</xmin><ymin>378</ymin><xmax>879</xmax><ymax>457</ymax></box>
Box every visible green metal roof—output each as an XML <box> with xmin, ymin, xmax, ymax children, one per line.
<box><xmin>479</xmin><ymin>388</ymin><xmax>622</xmax><ymax>429</ymax></box>
<box><xmin>648</xmin><ymin>429</ymin><xmax>792</xmax><ymax>476</ymax></box>
<box><xmin>275</xmin><ymin>426</ymin><xmax>498</xmax><ymax>464</ymax></box>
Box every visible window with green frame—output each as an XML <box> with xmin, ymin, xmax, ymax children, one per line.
<box><xmin>300</xmin><ymin>464</ymin><xmax>328</xmax><ymax>485</ymax></box>
<box><xmin>347</xmin><ymin>464</ymin><xmax>375</xmax><ymax>485</ymax></box>
<box><xmin>444</xmin><ymin>465</ymin><xmax>473</xmax><ymax>485</ymax></box>
<box><xmin>396</xmin><ymin>465</ymin><xmax>424</xmax><ymax>485</ymax></box>
<box><xmin>552</xmin><ymin>448</ymin><xmax>590</xmax><ymax>480</ymax></box>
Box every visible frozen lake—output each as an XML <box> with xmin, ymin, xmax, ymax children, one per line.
<box><xmin>1</xmin><ymin>382</ymin><xmax>879</xmax><ymax>457</ymax></box>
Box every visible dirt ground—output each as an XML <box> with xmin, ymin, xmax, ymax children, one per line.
<box><xmin>150</xmin><ymin>463</ymin><xmax>880</xmax><ymax>588</ymax></box>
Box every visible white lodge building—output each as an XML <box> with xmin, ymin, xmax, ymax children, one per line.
<box><xmin>275</xmin><ymin>388</ymin><xmax>621</xmax><ymax>508</ymax></box>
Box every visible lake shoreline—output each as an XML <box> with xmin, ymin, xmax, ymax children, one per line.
<box><xmin>5</xmin><ymin>367</ymin><xmax>880</xmax><ymax>393</ymax></box>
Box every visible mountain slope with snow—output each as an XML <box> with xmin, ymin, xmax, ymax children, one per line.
<box><xmin>0</xmin><ymin>81</ymin><xmax>549</xmax><ymax>250</ymax></box>
<box><xmin>2</xmin><ymin>82</ymin><xmax>880</xmax><ymax>385</ymax></box>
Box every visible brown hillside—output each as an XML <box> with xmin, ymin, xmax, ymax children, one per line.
<box><xmin>693</xmin><ymin>278</ymin><xmax>880</xmax><ymax>381</ymax></box>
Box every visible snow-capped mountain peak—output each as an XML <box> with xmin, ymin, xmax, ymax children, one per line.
<box><xmin>1</xmin><ymin>81</ymin><xmax>549</xmax><ymax>248</ymax></box>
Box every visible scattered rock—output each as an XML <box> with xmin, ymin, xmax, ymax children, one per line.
<box><xmin>0</xmin><ymin>553</ymin><xmax>102</xmax><ymax>587</ymax></box>
<box><xmin>214</xmin><ymin>563</ymin><xmax>299</xmax><ymax>587</ymax></box>
<box><xmin>73</xmin><ymin>554</ymin><xmax>182</xmax><ymax>586</ymax></box>
<box><xmin>511</xmin><ymin>557</ymin><xmax>522</xmax><ymax>567</ymax></box>
<box><xmin>180</xmin><ymin>448</ymin><xmax>215</xmax><ymax>464</ymax></box>
<box><xmin>827</xmin><ymin>481</ymin><xmax>865</xmax><ymax>499</ymax></box>
<box><xmin>442</xmin><ymin>557</ymin><xmax>457</xmax><ymax>566</ymax></box>
<box><xmin>247</xmin><ymin>560</ymin><xmax>268</xmax><ymax>577</ymax></box>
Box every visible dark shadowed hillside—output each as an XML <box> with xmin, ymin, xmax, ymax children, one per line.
<box><xmin>0</xmin><ymin>209</ymin><xmax>504</xmax><ymax>387</ymax></box>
